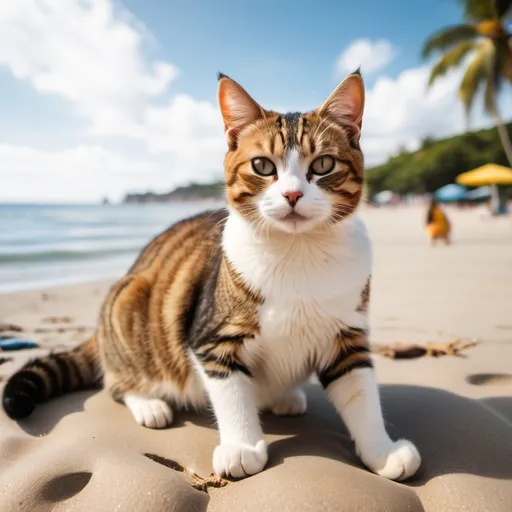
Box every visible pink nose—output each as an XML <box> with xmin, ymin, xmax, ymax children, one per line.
<box><xmin>282</xmin><ymin>190</ymin><xmax>303</xmax><ymax>207</ymax></box>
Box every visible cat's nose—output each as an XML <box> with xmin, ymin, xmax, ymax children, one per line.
<box><xmin>282</xmin><ymin>190</ymin><xmax>303</xmax><ymax>207</ymax></box>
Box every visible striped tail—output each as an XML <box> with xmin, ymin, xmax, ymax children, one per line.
<box><xmin>2</xmin><ymin>335</ymin><xmax>101</xmax><ymax>420</ymax></box>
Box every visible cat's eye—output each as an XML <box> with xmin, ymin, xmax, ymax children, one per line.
<box><xmin>251</xmin><ymin>157</ymin><xmax>277</xmax><ymax>176</ymax></box>
<box><xmin>310</xmin><ymin>155</ymin><xmax>336</xmax><ymax>176</ymax></box>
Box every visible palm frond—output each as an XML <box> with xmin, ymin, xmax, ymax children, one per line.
<box><xmin>422</xmin><ymin>25</ymin><xmax>478</xmax><ymax>58</ymax></box>
<box><xmin>427</xmin><ymin>41</ymin><xmax>477</xmax><ymax>87</ymax></box>
<box><xmin>484</xmin><ymin>73</ymin><xmax>497</xmax><ymax>113</ymax></box>
<box><xmin>460</xmin><ymin>0</ymin><xmax>498</xmax><ymax>21</ymax></box>
<box><xmin>488</xmin><ymin>38</ymin><xmax>512</xmax><ymax>88</ymax></box>
<box><xmin>461</xmin><ymin>0</ymin><xmax>512</xmax><ymax>21</ymax></box>
<box><xmin>458</xmin><ymin>41</ymin><xmax>494</xmax><ymax>115</ymax></box>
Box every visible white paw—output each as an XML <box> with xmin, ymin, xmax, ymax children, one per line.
<box><xmin>124</xmin><ymin>395</ymin><xmax>173</xmax><ymax>429</ymax></box>
<box><xmin>270</xmin><ymin>388</ymin><xmax>307</xmax><ymax>416</ymax></box>
<box><xmin>360</xmin><ymin>439</ymin><xmax>421</xmax><ymax>481</ymax></box>
<box><xmin>213</xmin><ymin>440</ymin><xmax>268</xmax><ymax>479</ymax></box>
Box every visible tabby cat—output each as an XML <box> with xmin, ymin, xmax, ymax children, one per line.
<box><xmin>3</xmin><ymin>71</ymin><xmax>421</xmax><ymax>481</ymax></box>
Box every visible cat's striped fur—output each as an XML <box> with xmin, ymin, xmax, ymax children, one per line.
<box><xmin>3</xmin><ymin>71</ymin><xmax>421</xmax><ymax>481</ymax></box>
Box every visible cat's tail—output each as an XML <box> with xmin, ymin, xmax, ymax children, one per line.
<box><xmin>2</xmin><ymin>335</ymin><xmax>102</xmax><ymax>420</ymax></box>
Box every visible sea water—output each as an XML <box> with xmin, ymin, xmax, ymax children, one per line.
<box><xmin>0</xmin><ymin>202</ymin><xmax>225</xmax><ymax>293</ymax></box>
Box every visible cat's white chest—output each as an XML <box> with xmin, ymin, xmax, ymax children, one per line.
<box><xmin>251</xmin><ymin>287</ymin><xmax>367</xmax><ymax>390</ymax></box>
<box><xmin>223</xmin><ymin>212</ymin><xmax>372</xmax><ymax>392</ymax></box>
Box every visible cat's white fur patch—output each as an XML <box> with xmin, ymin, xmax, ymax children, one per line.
<box><xmin>191</xmin><ymin>355</ymin><xmax>264</xmax><ymax>445</ymax></box>
<box><xmin>327</xmin><ymin>368</ymin><xmax>421</xmax><ymax>481</ymax></box>
<box><xmin>223</xmin><ymin>209</ymin><xmax>371</xmax><ymax>400</ymax></box>
<box><xmin>191</xmin><ymin>355</ymin><xmax>268</xmax><ymax>478</ymax></box>
<box><xmin>270</xmin><ymin>387</ymin><xmax>307</xmax><ymax>416</ymax></box>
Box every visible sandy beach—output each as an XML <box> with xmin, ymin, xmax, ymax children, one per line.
<box><xmin>1</xmin><ymin>205</ymin><xmax>512</xmax><ymax>511</ymax></box>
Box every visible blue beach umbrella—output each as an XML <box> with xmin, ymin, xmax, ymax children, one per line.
<box><xmin>435</xmin><ymin>184</ymin><xmax>467</xmax><ymax>202</ymax></box>
<box><xmin>466</xmin><ymin>186</ymin><xmax>491</xmax><ymax>200</ymax></box>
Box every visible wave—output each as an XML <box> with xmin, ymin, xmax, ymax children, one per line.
<box><xmin>0</xmin><ymin>245</ymin><xmax>142</xmax><ymax>264</ymax></box>
<box><xmin>0</xmin><ymin>231</ymin><xmax>152</xmax><ymax>246</ymax></box>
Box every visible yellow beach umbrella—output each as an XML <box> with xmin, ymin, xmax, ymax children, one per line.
<box><xmin>456</xmin><ymin>164</ymin><xmax>512</xmax><ymax>187</ymax></box>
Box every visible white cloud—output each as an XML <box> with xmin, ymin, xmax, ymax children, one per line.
<box><xmin>361</xmin><ymin>63</ymin><xmax>512</xmax><ymax>167</ymax></box>
<box><xmin>0</xmin><ymin>144</ymin><xmax>167</xmax><ymax>203</ymax></box>
<box><xmin>0</xmin><ymin>0</ymin><xmax>227</xmax><ymax>201</ymax></box>
<box><xmin>336</xmin><ymin>39</ymin><xmax>396</xmax><ymax>75</ymax></box>
<box><xmin>0</xmin><ymin>0</ymin><xmax>179</xmax><ymax>137</ymax></box>
<box><xmin>142</xmin><ymin>94</ymin><xmax>225</xmax><ymax>168</ymax></box>
<box><xmin>0</xmin><ymin>0</ymin><xmax>224</xmax><ymax>158</ymax></box>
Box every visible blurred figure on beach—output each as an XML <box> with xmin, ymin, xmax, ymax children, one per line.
<box><xmin>426</xmin><ymin>198</ymin><xmax>451</xmax><ymax>246</ymax></box>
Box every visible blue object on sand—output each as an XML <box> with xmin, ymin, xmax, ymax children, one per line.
<box><xmin>435</xmin><ymin>184</ymin><xmax>467</xmax><ymax>202</ymax></box>
<box><xmin>0</xmin><ymin>339</ymin><xmax>39</xmax><ymax>351</ymax></box>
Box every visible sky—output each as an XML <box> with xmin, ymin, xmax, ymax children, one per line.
<box><xmin>1</xmin><ymin>0</ymin><xmax>511</xmax><ymax>203</ymax></box>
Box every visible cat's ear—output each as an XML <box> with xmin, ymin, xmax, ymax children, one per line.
<box><xmin>319</xmin><ymin>70</ymin><xmax>365</xmax><ymax>145</ymax></box>
<box><xmin>218</xmin><ymin>73</ymin><xmax>264</xmax><ymax>149</ymax></box>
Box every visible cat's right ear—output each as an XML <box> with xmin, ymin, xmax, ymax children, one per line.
<box><xmin>218</xmin><ymin>73</ymin><xmax>264</xmax><ymax>149</ymax></box>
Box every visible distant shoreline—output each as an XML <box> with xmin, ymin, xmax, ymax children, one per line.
<box><xmin>123</xmin><ymin>180</ymin><xmax>224</xmax><ymax>204</ymax></box>
<box><xmin>123</xmin><ymin>195</ymin><xmax>222</xmax><ymax>204</ymax></box>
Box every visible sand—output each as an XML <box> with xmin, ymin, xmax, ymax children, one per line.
<box><xmin>1</xmin><ymin>205</ymin><xmax>511</xmax><ymax>511</ymax></box>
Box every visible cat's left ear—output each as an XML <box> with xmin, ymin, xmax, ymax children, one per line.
<box><xmin>218</xmin><ymin>73</ymin><xmax>265</xmax><ymax>149</ymax></box>
<box><xmin>319</xmin><ymin>70</ymin><xmax>365</xmax><ymax>145</ymax></box>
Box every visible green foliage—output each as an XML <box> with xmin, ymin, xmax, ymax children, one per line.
<box><xmin>365</xmin><ymin>122</ymin><xmax>512</xmax><ymax>196</ymax></box>
<box><xmin>166</xmin><ymin>181</ymin><xmax>225</xmax><ymax>199</ymax></box>
<box><xmin>458</xmin><ymin>41</ymin><xmax>492</xmax><ymax>114</ymax></box>
<box><xmin>428</xmin><ymin>41</ymin><xmax>477</xmax><ymax>86</ymax></box>
<box><xmin>422</xmin><ymin>24</ymin><xmax>477</xmax><ymax>58</ymax></box>
<box><xmin>461</xmin><ymin>0</ymin><xmax>512</xmax><ymax>21</ymax></box>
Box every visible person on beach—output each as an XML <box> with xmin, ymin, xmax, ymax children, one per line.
<box><xmin>426</xmin><ymin>198</ymin><xmax>450</xmax><ymax>246</ymax></box>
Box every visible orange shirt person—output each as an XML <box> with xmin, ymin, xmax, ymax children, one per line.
<box><xmin>426</xmin><ymin>198</ymin><xmax>450</xmax><ymax>246</ymax></box>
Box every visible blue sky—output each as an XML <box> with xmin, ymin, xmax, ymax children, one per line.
<box><xmin>1</xmin><ymin>0</ymin><xmax>511</xmax><ymax>203</ymax></box>
<box><xmin>122</xmin><ymin>0</ymin><xmax>461</xmax><ymax>102</ymax></box>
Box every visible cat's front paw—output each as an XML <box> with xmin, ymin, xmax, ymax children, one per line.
<box><xmin>213</xmin><ymin>440</ymin><xmax>268</xmax><ymax>479</ymax></box>
<box><xmin>360</xmin><ymin>439</ymin><xmax>421</xmax><ymax>481</ymax></box>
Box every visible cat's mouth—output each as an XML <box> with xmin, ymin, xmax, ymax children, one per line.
<box><xmin>274</xmin><ymin>211</ymin><xmax>316</xmax><ymax>233</ymax></box>
<box><xmin>282</xmin><ymin>211</ymin><xmax>307</xmax><ymax>222</ymax></box>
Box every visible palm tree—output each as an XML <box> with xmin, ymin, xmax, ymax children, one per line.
<box><xmin>422</xmin><ymin>0</ymin><xmax>512</xmax><ymax>166</ymax></box>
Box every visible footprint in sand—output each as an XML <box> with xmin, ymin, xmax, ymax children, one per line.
<box><xmin>40</xmin><ymin>472</ymin><xmax>92</xmax><ymax>502</ymax></box>
<box><xmin>466</xmin><ymin>373</ymin><xmax>512</xmax><ymax>386</ymax></box>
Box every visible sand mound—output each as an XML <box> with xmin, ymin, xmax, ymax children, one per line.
<box><xmin>1</xmin><ymin>384</ymin><xmax>511</xmax><ymax>512</ymax></box>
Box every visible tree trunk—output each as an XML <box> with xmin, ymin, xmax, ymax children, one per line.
<box><xmin>492</xmin><ymin>110</ymin><xmax>512</xmax><ymax>167</ymax></box>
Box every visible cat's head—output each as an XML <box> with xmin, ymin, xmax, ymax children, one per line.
<box><xmin>218</xmin><ymin>71</ymin><xmax>365</xmax><ymax>234</ymax></box>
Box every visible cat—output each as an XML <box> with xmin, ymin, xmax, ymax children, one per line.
<box><xmin>3</xmin><ymin>71</ymin><xmax>421</xmax><ymax>481</ymax></box>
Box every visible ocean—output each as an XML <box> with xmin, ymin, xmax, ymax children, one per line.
<box><xmin>0</xmin><ymin>202</ymin><xmax>225</xmax><ymax>293</ymax></box>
